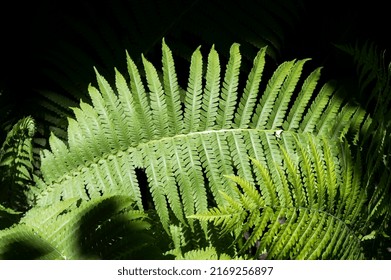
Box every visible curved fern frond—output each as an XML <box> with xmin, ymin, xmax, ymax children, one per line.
<box><xmin>190</xmin><ymin>133</ymin><xmax>367</xmax><ymax>259</ymax></box>
<box><xmin>0</xmin><ymin>117</ymin><xmax>36</xmax><ymax>211</ymax></box>
<box><xmin>35</xmin><ymin>41</ymin><xmax>366</xmax><ymax>235</ymax></box>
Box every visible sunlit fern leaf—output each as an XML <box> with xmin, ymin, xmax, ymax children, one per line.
<box><xmin>234</xmin><ymin>46</ymin><xmax>267</xmax><ymax>128</ymax></box>
<box><xmin>162</xmin><ymin>39</ymin><xmax>183</xmax><ymax>134</ymax></box>
<box><xmin>35</xmin><ymin>41</ymin><xmax>366</xmax><ymax>235</ymax></box>
<box><xmin>0</xmin><ymin>117</ymin><xmax>36</xmax><ymax>211</ymax></box>
<box><xmin>216</xmin><ymin>43</ymin><xmax>241</xmax><ymax>128</ymax></box>
<box><xmin>0</xmin><ymin>195</ymin><xmax>160</xmax><ymax>260</ymax></box>
<box><xmin>283</xmin><ymin>67</ymin><xmax>322</xmax><ymax>131</ymax></box>
<box><xmin>175</xmin><ymin>246</ymin><xmax>238</xmax><ymax>260</ymax></box>
<box><xmin>190</xmin><ymin>133</ymin><xmax>367</xmax><ymax>260</ymax></box>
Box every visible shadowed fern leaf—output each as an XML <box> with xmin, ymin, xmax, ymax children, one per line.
<box><xmin>337</xmin><ymin>41</ymin><xmax>391</xmax><ymax>258</ymax></box>
<box><xmin>0</xmin><ymin>195</ymin><xmax>163</xmax><ymax>259</ymax></box>
<box><xmin>0</xmin><ymin>117</ymin><xmax>36</xmax><ymax>211</ymax></box>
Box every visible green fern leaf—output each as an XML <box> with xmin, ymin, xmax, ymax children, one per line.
<box><xmin>34</xmin><ymin>41</ymin><xmax>367</xmax><ymax>237</ymax></box>
<box><xmin>217</xmin><ymin>43</ymin><xmax>241</xmax><ymax>128</ymax></box>
<box><xmin>300</xmin><ymin>82</ymin><xmax>336</xmax><ymax>133</ymax></box>
<box><xmin>269</xmin><ymin>59</ymin><xmax>310</xmax><ymax>130</ymax></box>
<box><xmin>252</xmin><ymin>60</ymin><xmax>295</xmax><ymax>129</ymax></box>
<box><xmin>234</xmin><ymin>46</ymin><xmax>267</xmax><ymax>128</ymax></box>
<box><xmin>191</xmin><ymin>133</ymin><xmax>367</xmax><ymax>259</ymax></box>
<box><xmin>283</xmin><ymin>67</ymin><xmax>322</xmax><ymax>131</ymax></box>
<box><xmin>201</xmin><ymin>45</ymin><xmax>221</xmax><ymax>130</ymax></box>
<box><xmin>142</xmin><ymin>55</ymin><xmax>170</xmax><ymax>138</ymax></box>
<box><xmin>183</xmin><ymin>46</ymin><xmax>203</xmax><ymax>133</ymax></box>
<box><xmin>162</xmin><ymin>39</ymin><xmax>183</xmax><ymax>134</ymax></box>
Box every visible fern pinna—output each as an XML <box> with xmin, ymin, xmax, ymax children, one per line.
<box><xmin>8</xmin><ymin>40</ymin><xmax>385</xmax><ymax>259</ymax></box>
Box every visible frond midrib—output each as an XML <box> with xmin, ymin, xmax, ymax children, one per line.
<box><xmin>42</xmin><ymin>127</ymin><xmax>289</xmax><ymax>186</ymax></box>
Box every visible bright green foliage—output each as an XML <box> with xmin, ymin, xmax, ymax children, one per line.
<box><xmin>35</xmin><ymin>42</ymin><xmax>361</xmax><ymax>231</ymax></box>
<box><xmin>190</xmin><ymin>133</ymin><xmax>366</xmax><ymax>259</ymax></box>
<box><xmin>1</xmin><ymin>41</ymin><xmax>389</xmax><ymax>259</ymax></box>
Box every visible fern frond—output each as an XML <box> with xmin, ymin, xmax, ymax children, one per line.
<box><xmin>316</xmin><ymin>94</ymin><xmax>344</xmax><ymax>136</ymax></box>
<box><xmin>191</xmin><ymin>133</ymin><xmax>367</xmax><ymax>259</ymax></box>
<box><xmin>94</xmin><ymin>68</ymin><xmax>131</xmax><ymax>148</ymax></box>
<box><xmin>300</xmin><ymin>82</ymin><xmax>336</xmax><ymax>133</ymax></box>
<box><xmin>126</xmin><ymin>51</ymin><xmax>155</xmax><ymax>140</ymax></box>
<box><xmin>164</xmin><ymin>224</ymin><xmax>187</xmax><ymax>258</ymax></box>
<box><xmin>0</xmin><ymin>224</ymin><xmax>61</xmax><ymax>260</ymax></box>
<box><xmin>35</xmin><ymin>41</ymin><xmax>367</xmax><ymax>236</ymax></box>
<box><xmin>30</xmin><ymin>0</ymin><xmax>307</xmax><ymax>162</ymax></box>
<box><xmin>337</xmin><ymin>42</ymin><xmax>391</xmax><ymax>247</ymax></box>
<box><xmin>336</xmin><ymin>41</ymin><xmax>391</xmax><ymax>113</ymax></box>
<box><xmin>269</xmin><ymin>59</ymin><xmax>310</xmax><ymax>130</ymax></box>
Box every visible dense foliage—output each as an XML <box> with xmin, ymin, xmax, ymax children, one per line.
<box><xmin>0</xmin><ymin>0</ymin><xmax>390</xmax><ymax>259</ymax></box>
